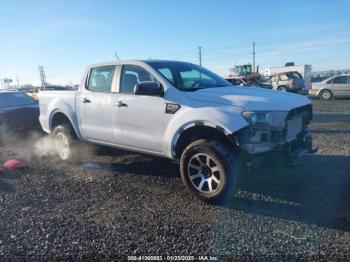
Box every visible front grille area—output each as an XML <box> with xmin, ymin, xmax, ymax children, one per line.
<box><xmin>271</xmin><ymin>104</ymin><xmax>312</xmax><ymax>143</ymax></box>
<box><xmin>287</xmin><ymin>104</ymin><xmax>313</xmax><ymax>125</ymax></box>
<box><xmin>238</xmin><ymin>103</ymin><xmax>313</xmax><ymax>146</ymax></box>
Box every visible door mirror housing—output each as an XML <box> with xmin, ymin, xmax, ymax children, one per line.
<box><xmin>134</xmin><ymin>81</ymin><xmax>163</xmax><ymax>96</ymax></box>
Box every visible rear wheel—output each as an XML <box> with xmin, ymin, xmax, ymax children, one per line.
<box><xmin>180</xmin><ymin>139</ymin><xmax>239</xmax><ymax>204</ymax></box>
<box><xmin>52</xmin><ymin>124</ymin><xmax>76</xmax><ymax>161</ymax></box>
<box><xmin>319</xmin><ymin>89</ymin><xmax>332</xmax><ymax>100</ymax></box>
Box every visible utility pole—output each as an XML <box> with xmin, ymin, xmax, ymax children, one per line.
<box><xmin>38</xmin><ymin>66</ymin><xmax>47</xmax><ymax>86</ymax></box>
<box><xmin>198</xmin><ymin>46</ymin><xmax>202</xmax><ymax>66</ymax></box>
<box><xmin>16</xmin><ymin>75</ymin><xmax>20</xmax><ymax>89</ymax></box>
<box><xmin>252</xmin><ymin>41</ymin><xmax>256</xmax><ymax>73</ymax></box>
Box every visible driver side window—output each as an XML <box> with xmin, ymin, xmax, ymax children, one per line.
<box><xmin>120</xmin><ymin>65</ymin><xmax>157</xmax><ymax>94</ymax></box>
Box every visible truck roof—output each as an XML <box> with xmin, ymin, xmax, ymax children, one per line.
<box><xmin>88</xmin><ymin>59</ymin><xmax>192</xmax><ymax>68</ymax></box>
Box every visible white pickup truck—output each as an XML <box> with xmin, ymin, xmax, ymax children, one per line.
<box><xmin>39</xmin><ymin>60</ymin><xmax>314</xmax><ymax>203</ymax></box>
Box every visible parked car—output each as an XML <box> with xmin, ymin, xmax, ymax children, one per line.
<box><xmin>309</xmin><ymin>74</ymin><xmax>350</xmax><ymax>100</ymax></box>
<box><xmin>268</xmin><ymin>71</ymin><xmax>305</xmax><ymax>92</ymax></box>
<box><xmin>39</xmin><ymin>60</ymin><xmax>314</xmax><ymax>203</ymax></box>
<box><xmin>0</xmin><ymin>91</ymin><xmax>40</xmax><ymax>135</ymax></box>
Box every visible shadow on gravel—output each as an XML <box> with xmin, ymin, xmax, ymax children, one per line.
<box><xmin>83</xmin><ymin>147</ymin><xmax>350</xmax><ymax>231</ymax></box>
<box><xmin>82</xmin><ymin>158</ymin><xmax>179</xmax><ymax>179</ymax></box>
<box><xmin>0</xmin><ymin>179</ymin><xmax>15</xmax><ymax>193</ymax></box>
<box><xmin>228</xmin><ymin>154</ymin><xmax>350</xmax><ymax>231</ymax></box>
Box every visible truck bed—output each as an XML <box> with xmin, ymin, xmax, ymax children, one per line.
<box><xmin>38</xmin><ymin>90</ymin><xmax>77</xmax><ymax>133</ymax></box>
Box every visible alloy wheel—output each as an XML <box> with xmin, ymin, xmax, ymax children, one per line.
<box><xmin>55</xmin><ymin>132</ymin><xmax>70</xmax><ymax>160</ymax></box>
<box><xmin>187</xmin><ymin>153</ymin><xmax>222</xmax><ymax>194</ymax></box>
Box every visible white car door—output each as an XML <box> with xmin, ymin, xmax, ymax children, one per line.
<box><xmin>112</xmin><ymin>64</ymin><xmax>170</xmax><ymax>153</ymax></box>
<box><xmin>78</xmin><ymin>65</ymin><xmax>117</xmax><ymax>143</ymax></box>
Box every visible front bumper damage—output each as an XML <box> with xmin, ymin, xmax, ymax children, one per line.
<box><xmin>236</xmin><ymin>104</ymin><xmax>318</xmax><ymax>168</ymax></box>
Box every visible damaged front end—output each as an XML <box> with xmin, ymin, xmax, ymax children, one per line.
<box><xmin>236</xmin><ymin>104</ymin><xmax>316</xmax><ymax>167</ymax></box>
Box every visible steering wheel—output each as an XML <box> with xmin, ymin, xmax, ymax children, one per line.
<box><xmin>190</xmin><ymin>80</ymin><xmax>201</xmax><ymax>89</ymax></box>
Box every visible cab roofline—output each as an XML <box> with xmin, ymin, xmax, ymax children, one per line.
<box><xmin>87</xmin><ymin>59</ymin><xmax>193</xmax><ymax>68</ymax></box>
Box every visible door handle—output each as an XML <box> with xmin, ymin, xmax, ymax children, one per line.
<box><xmin>82</xmin><ymin>98</ymin><xmax>91</xmax><ymax>103</ymax></box>
<box><xmin>116</xmin><ymin>101</ymin><xmax>128</xmax><ymax>107</ymax></box>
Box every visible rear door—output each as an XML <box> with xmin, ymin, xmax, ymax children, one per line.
<box><xmin>78</xmin><ymin>65</ymin><xmax>117</xmax><ymax>143</ymax></box>
<box><xmin>288</xmin><ymin>72</ymin><xmax>304</xmax><ymax>90</ymax></box>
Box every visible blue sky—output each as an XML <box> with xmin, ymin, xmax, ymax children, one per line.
<box><xmin>1</xmin><ymin>0</ymin><xmax>350</xmax><ymax>85</ymax></box>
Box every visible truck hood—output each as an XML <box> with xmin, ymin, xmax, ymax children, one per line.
<box><xmin>185</xmin><ymin>86</ymin><xmax>310</xmax><ymax>111</ymax></box>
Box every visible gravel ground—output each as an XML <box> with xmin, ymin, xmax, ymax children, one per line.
<box><xmin>0</xmin><ymin>102</ymin><xmax>349</xmax><ymax>260</ymax></box>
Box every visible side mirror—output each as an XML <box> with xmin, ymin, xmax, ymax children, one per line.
<box><xmin>134</xmin><ymin>81</ymin><xmax>163</xmax><ymax>96</ymax></box>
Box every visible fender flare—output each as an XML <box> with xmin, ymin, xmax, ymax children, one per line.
<box><xmin>169</xmin><ymin>120</ymin><xmax>233</xmax><ymax>158</ymax></box>
<box><xmin>49</xmin><ymin>110</ymin><xmax>83</xmax><ymax>140</ymax></box>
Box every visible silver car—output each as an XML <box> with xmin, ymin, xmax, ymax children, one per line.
<box><xmin>309</xmin><ymin>74</ymin><xmax>350</xmax><ymax>100</ymax></box>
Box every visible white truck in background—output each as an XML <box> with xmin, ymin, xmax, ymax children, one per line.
<box><xmin>38</xmin><ymin>60</ymin><xmax>315</xmax><ymax>203</ymax></box>
<box><xmin>265</xmin><ymin>64</ymin><xmax>312</xmax><ymax>91</ymax></box>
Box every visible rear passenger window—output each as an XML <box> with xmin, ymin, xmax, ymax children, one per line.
<box><xmin>87</xmin><ymin>66</ymin><xmax>115</xmax><ymax>92</ymax></box>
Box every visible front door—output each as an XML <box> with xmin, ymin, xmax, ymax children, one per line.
<box><xmin>112</xmin><ymin>64</ymin><xmax>169</xmax><ymax>153</ymax></box>
<box><xmin>330</xmin><ymin>75</ymin><xmax>349</xmax><ymax>96</ymax></box>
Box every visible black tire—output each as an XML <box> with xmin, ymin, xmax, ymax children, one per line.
<box><xmin>278</xmin><ymin>86</ymin><xmax>288</xmax><ymax>92</ymax></box>
<box><xmin>180</xmin><ymin>139</ymin><xmax>239</xmax><ymax>204</ymax></box>
<box><xmin>52</xmin><ymin>124</ymin><xmax>77</xmax><ymax>161</ymax></box>
<box><xmin>319</xmin><ymin>89</ymin><xmax>333</xmax><ymax>100</ymax></box>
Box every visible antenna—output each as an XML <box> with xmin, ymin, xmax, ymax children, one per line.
<box><xmin>198</xmin><ymin>46</ymin><xmax>202</xmax><ymax>66</ymax></box>
<box><xmin>252</xmin><ymin>42</ymin><xmax>256</xmax><ymax>73</ymax></box>
<box><xmin>114</xmin><ymin>51</ymin><xmax>120</xmax><ymax>61</ymax></box>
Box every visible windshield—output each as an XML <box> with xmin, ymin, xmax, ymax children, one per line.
<box><xmin>147</xmin><ymin>61</ymin><xmax>231</xmax><ymax>91</ymax></box>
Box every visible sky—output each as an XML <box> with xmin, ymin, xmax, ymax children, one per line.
<box><xmin>1</xmin><ymin>0</ymin><xmax>350</xmax><ymax>85</ymax></box>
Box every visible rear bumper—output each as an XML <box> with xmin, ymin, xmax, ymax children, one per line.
<box><xmin>288</xmin><ymin>86</ymin><xmax>304</xmax><ymax>93</ymax></box>
<box><xmin>308</xmin><ymin>90</ymin><xmax>318</xmax><ymax>96</ymax></box>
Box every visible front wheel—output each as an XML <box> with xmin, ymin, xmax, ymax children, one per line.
<box><xmin>180</xmin><ymin>139</ymin><xmax>239</xmax><ymax>204</ymax></box>
<box><xmin>319</xmin><ymin>89</ymin><xmax>333</xmax><ymax>100</ymax></box>
<box><xmin>52</xmin><ymin>124</ymin><xmax>76</xmax><ymax>161</ymax></box>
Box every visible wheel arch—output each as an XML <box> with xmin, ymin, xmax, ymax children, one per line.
<box><xmin>50</xmin><ymin>111</ymin><xmax>82</xmax><ymax>139</ymax></box>
<box><xmin>172</xmin><ymin>122</ymin><xmax>238</xmax><ymax>160</ymax></box>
